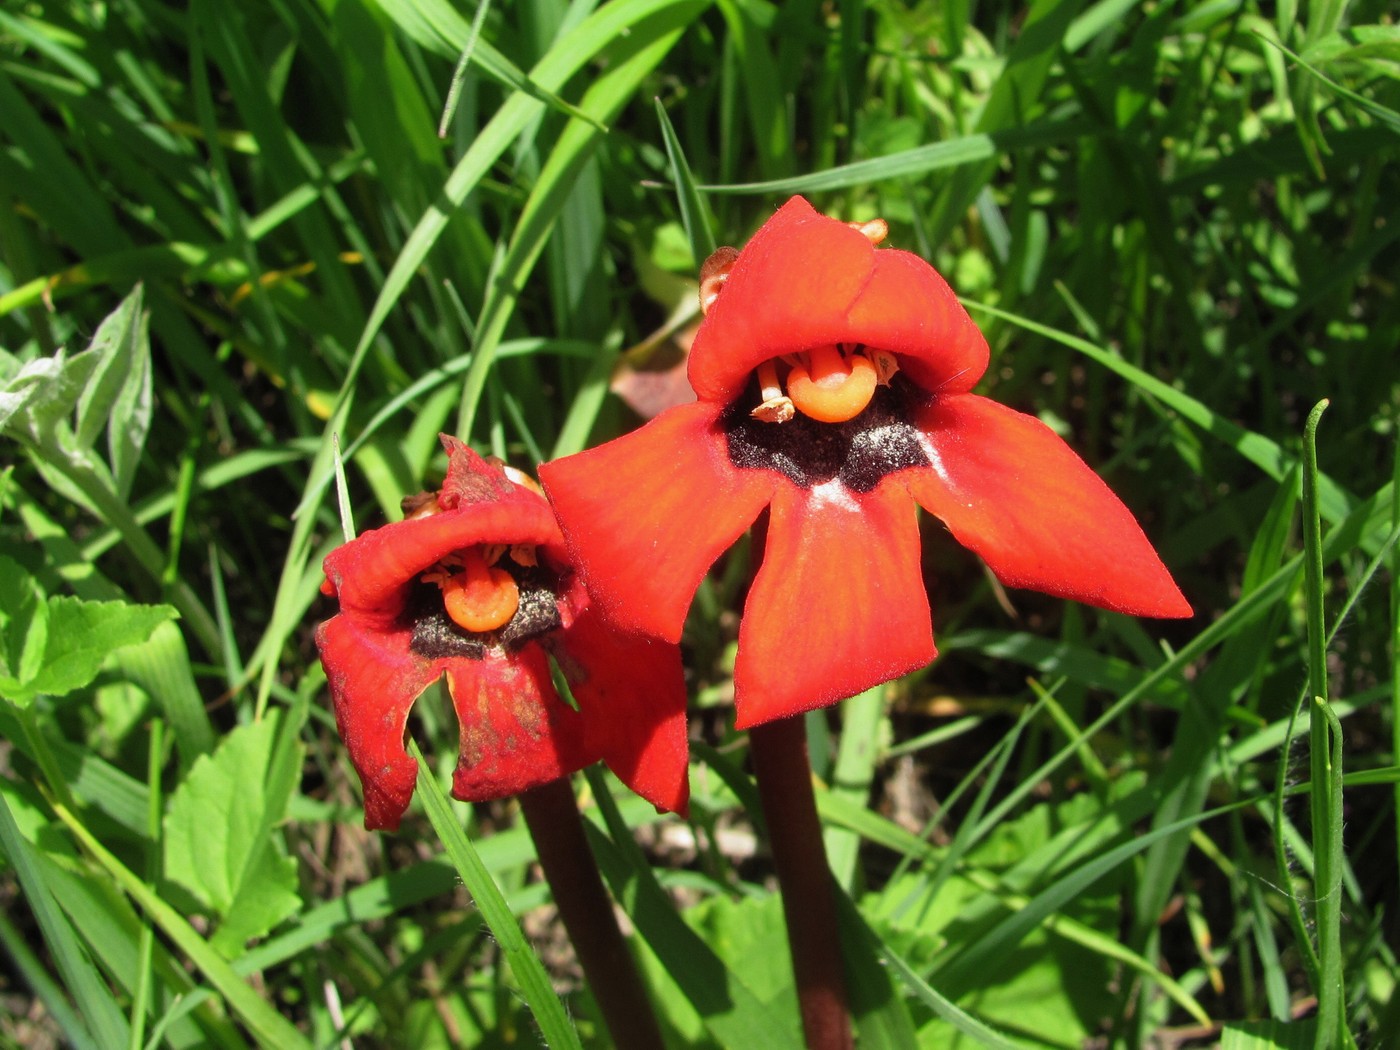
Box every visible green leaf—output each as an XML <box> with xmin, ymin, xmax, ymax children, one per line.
<box><xmin>1220</xmin><ymin>1018</ymin><xmax>1319</xmax><ymax>1050</ymax></box>
<box><xmin>73</xmin><ymin>286</ymin><xmax>146</xmax><ymax>459</ymax></box>
<box><xmin>582</xmin><ymin>767</ymin><xmax>804</xmax><ymax>1050</ymax></box>
<box><xmin>163</xmin><ymin>718</ymin><xmax>303</xmax><ymax>956</ymax></box>
<box><xmin>0</xmin><ymin>555</ymin><xmax>46</xmax><ymax>694</ymax></box>
<box><xmin>110</xmin><ymin>620</ymin><xmax>216</xmax><ymax>769</ymax></box>
<box><xmin>28</xmin><ymin>597</ymin><xmax>175</xmax><ymax>699</ymax></box>
<box><xmin>0</xmin><ymin>345</ymin><xmax>97</xmax><ymax>451</ymax></box>
<box><xmin>0</xmin><ymin>557</ymin><xmax>175</xmax><ymax>707</ymax></box>
<box><xmin>0</xmin><ymin>287</ymin><xmax>149</xmax><ymax>485</ymax></box>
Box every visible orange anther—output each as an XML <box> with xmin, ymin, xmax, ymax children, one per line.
<box><xmin>439</xmin><ymin>548</ymin><xmax>519</xmax><ymax>633</ymax></box>
<box><xmin>786</xmin><ymin>345</ymin><xmax>878</xmax><ymax>423</ymax></box>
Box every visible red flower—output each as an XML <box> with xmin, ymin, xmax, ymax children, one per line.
<box><xmin>316</xmin><ymin>438</ymin><xmax>689</xmax><ymax>830</ymax></box>
<box><xmin>540</xmin><ymin>196</ymin><xmax>1190</xmax><ymax>729</ymax></box>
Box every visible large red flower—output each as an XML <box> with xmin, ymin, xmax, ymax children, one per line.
<box><xmin>540</xmin><ymin>196</ymin><xmax>1190</xmax><ymax>729</ymax></box>
<box><xmin>316</xmin><ymin>438</ymin><xmax>689</xmax><ymax>830</ymax></box>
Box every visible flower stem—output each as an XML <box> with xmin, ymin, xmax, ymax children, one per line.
<box><xmin>750</xmin><ymin>715</ymin><xmax>854</xmax><ymax>1050</ymax></box>
<box><xmin>517</xmin><ymin>778</ymin><xmax>665</xmax><ymax>1050</ymax></box>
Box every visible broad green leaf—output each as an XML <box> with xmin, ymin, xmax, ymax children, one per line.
<box><xmin>110</xmin><ymin>620</ymin><xmax>216</xmax><ymax>768</ymax></box>
<box><xmin>0</xmin><ymin>557</ymin><xmax>175</xmax><ymax>708</ymax></box>
<box><xmin>24</xmin><ymin>597</ymin><xmax>175</xmax><ymax>701</ymax></box>
<box><xmin>583</xmin><ymin>767</ymin><xmax>804</xmax><ymax>1050</ymax></box>
<box><xmin>163</xmin><ymin>718</ymin><xmax>302</xmax><ymax>956</ymax></box>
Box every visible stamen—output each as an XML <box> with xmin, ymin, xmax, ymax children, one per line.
<box><xmin>502</xmin><ymin>464</ymin><xmax>545</xmax><ymax>497</ymax></box>
<box><xmin>869</xmin><ymin>349</ymin><xmax>900</xmax><ymax>386</ymax></box>
<box><xmin>699</xmin><ymin>246</ymin><xmax>740</xmax><ymax>315</ymax></box>
<box><xmin>433</xmin><ymin>548</ymin><xmax>520</xmax><ymax>633</ymax></box>
<box><xmin>750</xmin><ymin>358</ymin><xmax>796</xmax><ymax>423</ymax></box>
<box><xmin>848</xmin><ymin>219</ymin><xmax>888</xmax><ymax>245</ymax></box>
<box><xmin>786</xmin><ymin>345</ymin><xmax>878</xmax><ymax>423</ymax></box>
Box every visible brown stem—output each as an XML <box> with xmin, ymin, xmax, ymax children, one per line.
<box><xmin>750</xmin><ymin>716</ymin><xmax>854</xmax><ymax>1050</ymax></box>
<box><xmin>518</xmin><ymin>778</ymin><xmax>665</xmax><ymax>1050</ymax></box>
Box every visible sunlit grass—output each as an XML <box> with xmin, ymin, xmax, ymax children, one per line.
<box><xmin>2</xmin><ymin>0</ymin><xmax>1398</xmax><ymax>1046</ymax></box>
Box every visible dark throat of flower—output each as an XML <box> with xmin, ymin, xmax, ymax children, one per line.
<box><xmin>723</xmin><ymin>370</ymin><xmax>931</xmax><ymax>493</ymax></box>
<box><xmin>408</xmin><ymin>546</ymin><xmax>562</xmax><ymax>660</ymax></box>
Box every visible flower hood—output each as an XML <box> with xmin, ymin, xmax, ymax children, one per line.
<box><xmin>541</xmin><ymin>198</ymin><xmax>1190</xmax><ymax>727</ymax></box>
<box><xmin>317</xmin><ymin>438</ymin><xmax>690</xmax><ymax>829</ymax></box>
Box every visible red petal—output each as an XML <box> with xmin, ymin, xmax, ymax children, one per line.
<box><xmin>559</xmin><ymin>598</ymin><xmax>691</xmax><ymax>815</ymax></box>
<box><xmin>689</xmin><ymin>196</ymin><xmax>988</xmax><ymax>404</ymax></box>
<box><xmin>540</xmin><ymin>401</ymin><xmax>774</xmax><ymax>640</ymax></box>
<box><xmin>316</xmin><ymin>615</ymin><xmax>436</xmax><ymax>831</ymax></box>
<box><xmin>906</xmin><ymin>395</ymin><xmax>1191</xmax><ymax>617</ymax></box>
<box><xmin>733</xmin><ymin>479</ymin><xmax>934</xmax><ymax>727</ymax></box>
<box><xmin>445</xmin><ymin>646</ymin><xmax>597</xmax><ymax>802</ymax></box>
<box><xmin>323</xmin><ymin>500</ymin><xmax>562</xmax><ymax>625</ymax></box>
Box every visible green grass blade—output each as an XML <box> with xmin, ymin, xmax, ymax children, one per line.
<box><xmin>697</xmin><ymin>121</ymin><xmax>1086</xmax><ymax>195</ymax></box>
<box><xmin>0</xmin><ymin>906</ymin><xmax>101</xmax><ymax>1050</ymax></box>
<box><xmin>966</xmin><ymin>302</ymin><xmax>1381</xmax><ymax>549</ymax></box>
<box><xmin>0</xmin><ymin>791</ymin><xmax>128</xmax><ymax>1050</ymax></box>
<box><xmin>655</xmin><ymin>97</ymin><xmax>716</xmax><ymax>261</ymax></box>
<box><xmin>823</xmin><ymin>685</ymin><xmax>884</xmax><ymax>890</ymax></box>
<box><xmin>455</xmin><ymin>0</ymin><xmax>709</xmax><ymax>437</ymax></box>
<box><xmin>1301</xmin><ymin>402</ymin><xmax>1346</xmax><ymax>1048</ymax></box>
<box><xmin>409</xmin><ymin>742</ymin><xmax>583</xmax><ymax>1050</ymax></box>
<box><xmin>878</xmin><ymin>938</ymin><xmax>1030</xmax><ymax>1049</ymax></box>
<box><xmin>935</xmin><ymin>800</ymin><xmax>1253</xmax><ymax>997</ymax></box>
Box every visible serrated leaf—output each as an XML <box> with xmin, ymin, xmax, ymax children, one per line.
<box><xmin>11</xmin><ymin>596</ymin><xmax>176</xmax><ymax>705</ymax></box>
<box><xmin>0</xmin><ymin>560</ymin><xmax>164</xmax><ymax>709</ymax></box>
<box><xmin>164</xmin><ymin>718</ymin><xmax>303</xmax><ymax>956</ymax></box>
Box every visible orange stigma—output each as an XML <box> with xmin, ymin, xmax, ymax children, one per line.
<box><xmin>785</xmin><ymin>345</ymin><xmax>879</xmax><ymax>423</ymax></box>
<box><xmin>433</xmin><ymin>548</ymin><xmax>519</xmax><ymax>633</ymax></box>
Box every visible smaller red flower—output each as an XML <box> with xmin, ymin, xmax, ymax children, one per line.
<box><xmin>541</xmin><ymin>197</ymin><xmax>1191</xmax><ymax>730</ymax></box>
<box><xmin>316</xmin><ymin>438</ymin><xmax>689</xmax><ymax>830</ymax></box>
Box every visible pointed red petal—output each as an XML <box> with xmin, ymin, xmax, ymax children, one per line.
<box><xmin>316</xmin><ymin>616</ymin><xmax>436</xmax><ymax>831</ymax></box>
<box><xmin>445</xmin><ymin>646</ymin><xmax>598</xmax><ymax>802</ymax></box>
<box><xmin>558</xmin><ymin>599</ymin><xmax>691</xmax><ymax>815</ymax></box>
<box><xmin>540</xmin><ymin>401</ymin><xmax>774</xmax><ymax>640</ymax></box>
<box><xmin>733</xmin><ymin>480</ymin><xmax>934</xmax><ymax>727</ymax></box>
<box><xmin>689</xmin><ymin>196</ymin><xmax>988</xmax><ymax>403</ymax></box>
<box><xmin>906</xmin><ymin>395</ymin><xmax>1191</xmax><ymax>617</ymax></box>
